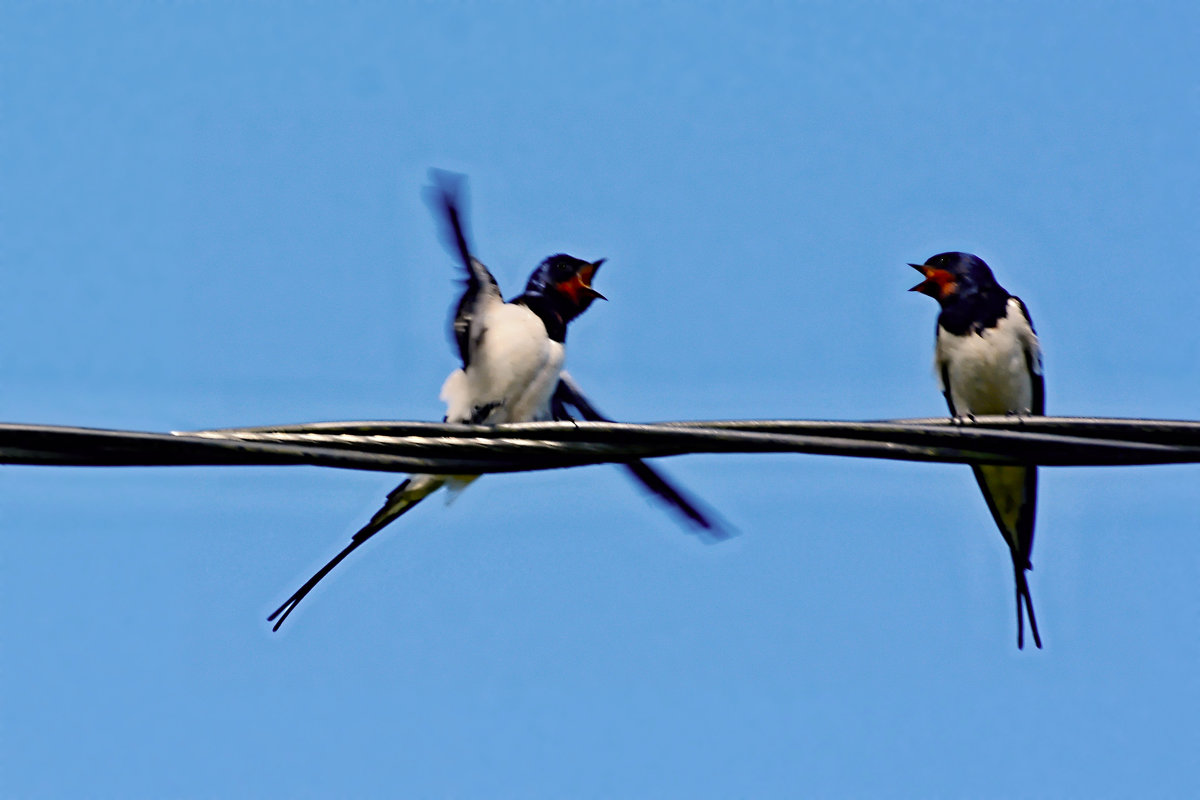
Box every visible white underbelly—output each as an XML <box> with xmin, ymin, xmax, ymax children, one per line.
<box><xmin>440</xmin><ymin>303</ymin><xmax>564</xmax><ymax>424</ymax></box>
<box><xmin>938</xmin><ymin>317</ymin><xmax>1033</xmax><ymax>416</ymax></box>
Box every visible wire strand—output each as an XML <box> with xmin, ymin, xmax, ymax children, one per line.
<box><xmin>1</xmin><ymin>417</ymin><xmax>1198</xmax><ymax>474</ymax></box>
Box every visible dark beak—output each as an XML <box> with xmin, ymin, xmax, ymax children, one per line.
<box><xmin>907</xmin><ymin>262</ymin><xmax>929</xmax><ymax>292</ymax></box>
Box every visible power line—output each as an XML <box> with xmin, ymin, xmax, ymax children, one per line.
<box><xmin>2</xmin><ymin>416</ymin><xmax>1198</xmax><ymax>474</ymax></box>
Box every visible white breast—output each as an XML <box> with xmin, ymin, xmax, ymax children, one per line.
<box><xmin>440</xmin><ymin>302</ymin><xmax>564</xmax><ymax>424</ymax></box>
<box><xmin>936</xmin><ymin>298</ymin><xmax>1040</xmax><ymax>416</ymax></box>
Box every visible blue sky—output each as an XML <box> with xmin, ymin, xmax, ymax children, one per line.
<box><xmin>3</xmin><ymin>2</ymin><xmax>1198</xmax><ymax>797</ymax></box>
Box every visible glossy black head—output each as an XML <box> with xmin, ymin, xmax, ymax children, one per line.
<box><xmin>908</xmin><ymin>252</ymin><xmax>1000</xmax><ymax>304</ymax></box>
<box><xmin>518</xmin><ymin>254</ymin><xmax>606</xmax><ymax>341</ymax></box>
<box><xmin>908</xmin><ymin>252</ymin><xmax>1011</xmax><ymax>335</ymax></box>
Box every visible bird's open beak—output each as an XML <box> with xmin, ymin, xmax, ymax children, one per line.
<box><xmin>556</xmin><ymin>258</ymin><xmax>607</xmax><ymax>304</ymax></box>
<box><xmin>908</xmin><ymin>263</ymin><xmax>955</xmax><ymax>298</ymax></box>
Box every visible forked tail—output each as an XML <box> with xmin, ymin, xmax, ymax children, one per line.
<box><xmin>267</xmin><ymin>475</ymin><xmax>445</xmax><ymax>631</ymax></box>
<box><xmin>1014</xmin><ymin>564</ymin><xmax>1043</xmax><ymax>650</ymax></box>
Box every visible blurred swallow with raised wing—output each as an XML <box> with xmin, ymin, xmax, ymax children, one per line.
<box><xmin>269</xmin><ymin>171</ymin><xmax>723</xmax><ymax>630</ymax></box>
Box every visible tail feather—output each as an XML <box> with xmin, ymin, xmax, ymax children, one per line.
<box><xmin>267</xmin><ymin>475</ymin><xmax>445</xmax><ymax>631</ymax></box>
<box><xmin>1014</xmin><ymin>564</ymin><xmax>1043</xmax><ymax>649</ymax></box>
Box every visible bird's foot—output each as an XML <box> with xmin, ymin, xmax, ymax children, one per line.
<box><xmin>470</xmin><ymin>400</ymin><xmax>505</xmax><ymax>424</ymax></box>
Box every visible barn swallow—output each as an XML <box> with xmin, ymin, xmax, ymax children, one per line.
<box><xmin>268</xmin><ymin>171</ymin><xmax>721</xmax><ymax>630</ymax></box>
<box><xmin>910</xmin><ymin>251</ymin><xmax>1045</xmax><ymax>649</ymax></box>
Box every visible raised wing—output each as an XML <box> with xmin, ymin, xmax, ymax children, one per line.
<box><xmin>425</xmin><ymin>170</ymin><xmax>502</xmax><ymax>369</ymax></box>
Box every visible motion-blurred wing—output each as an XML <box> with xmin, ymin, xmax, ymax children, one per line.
<box><xmin>553</xmin><ymin>373</ymin><xmax>731</xmax><ymax>541</ymax></box>
<box><xmin>425</xmin><ymin>169</ymin><xmax>502</xmax><ymax>369</ymax></box>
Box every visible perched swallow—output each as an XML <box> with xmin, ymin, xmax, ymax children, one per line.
<box><xmin>268</xmin><ymin>172</ymin><xmax>721</xmax><ymax>630</ymax></box>
<box><xmin>910</xmin><ymin>252</ymin><xmax>1045</xmax><ymax>649</ymax></box>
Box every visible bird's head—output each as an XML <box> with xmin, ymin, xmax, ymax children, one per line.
<box><xmin>908</xmin><ymin>252</ymin><xmax>997</xmax><ymax>306</ymax></box>
<box><xmin>523</xmin><ymin>254</ymin><xmax>607</xmax><ymax>324</ymax></box>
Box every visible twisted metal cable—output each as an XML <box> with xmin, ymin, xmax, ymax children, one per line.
<box><xmin>1</xmin><ymin>417</ymin><xmax>1198</xmax><ymax>474</ymax></box>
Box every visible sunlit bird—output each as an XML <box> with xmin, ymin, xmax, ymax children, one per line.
<box><xmin>910</xmin><ymin>252</ymin><xmax>1045</xmax><ymax>649</ymax></box>
<box><xmin>269</xmin><ymin>171</ymin><xmax>723</xmax><ymax>630</ymax></box>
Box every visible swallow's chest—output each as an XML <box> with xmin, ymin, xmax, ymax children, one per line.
<box><xmin>936</xmin><ymin>313</ymin><xmax>1033</xmax><ymax>415</ymax></box>
<box><xmin>465</xmin><ymin>304</ymin><xmax>564</xmax><ymax>422</ymax></box>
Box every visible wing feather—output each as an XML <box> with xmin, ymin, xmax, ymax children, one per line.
<box><xmin>554</xmin><ymin>373</ymin><xmax>730</xmax><ymax>541</ymax></box>
<box><xmin>425</xmin><ymin>170</ymin><xmax>502</xmax><ymax>368</ymax></box>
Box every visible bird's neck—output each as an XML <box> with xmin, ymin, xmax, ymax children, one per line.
<box><xmin>939</xmin><ymin>286</ymin><xmax>1010</xmax><ymax>336</ymax></box>
<box><xmin>514</xmin><ymin>293</ymin><xmax>569</xmax><ymax>343</ymax></box>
